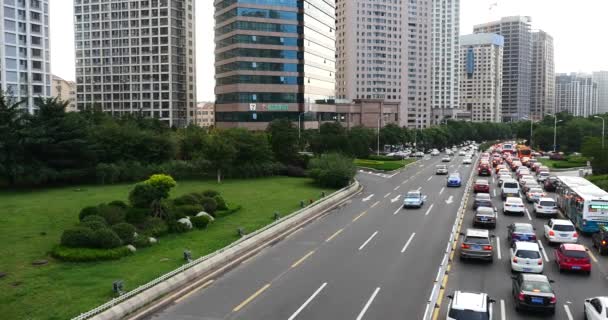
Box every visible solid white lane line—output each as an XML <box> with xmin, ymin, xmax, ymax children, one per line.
<box><xmin>394</xmin><ymin>186</ymin><xmax>400</xmax><ymax>191</ymax></box>
<box><xmin>500</xmin><ymin>300</ymin><xmax>506</xmax><ymax>320</ymax></box>
<box><xmin>287</xmin><ymin>282</ymin><xmax>327</xmax><ymax>320</ymax></box>
<box><xmin>416</xmin><ymin>187</ymin><xmax>421</xmax><ymax>191</ymax></box>
<box><xmin>424</xmin><ymin>204</ymin><xmax>434</xmax><ymax>216</ymax></box>
<box><xmin>393</xmin><ymin>207</ymin><xmax>401</xmax><ymax>215</ymax></box>
<box><xmin>358</xmin><ymin>231</ymin><xmax>379</xmax><ymax>251</ymax></box>
<box><xmin>496</xmin><ymin>237</ymin><xmax>502</xmax><ymax>260</ymax></box>
<box><xmin>362</xmin><ymin>194</ymin><xmax>374</xmax><ymax>202</ymax></box>
<box><xmin>356</xmin><ymin>287</ymin><xmax>381</xmax><ymax>320</ymax></box>
<box><xmin>401</xmin><ymin>233</ymin><xmax>416</xmax><ymax>253</ymax></box>
<box><xmin>537</xmin><ymin>239</ymin><xmax>550</xmax><ymax>262</ymax></box>
<box><xmin>439</xmin><ymin>187</ymin><xmax>445</xmax><ymax>195</ymax></box>
<box><xmin>564</xmin><ymin>304</ymin><xmax>574</xmax><ymax>320</ymax></box>
<box><xmin>384</xmin><ymin>192</ymin><xmax>391</xmax><ymax>198</ymax></box>
<box><xmin>493</xmin><ymin>189</ymin><xmax>497</xmax><ymax>198</ymax></box>
<box><xmin>525</xmin><ymin>208</ymin><xmax>532</xmax><ymax>220</ymax></box>
<box><xmin>427</xmin><ymin>176</ymin><xmax>433</xmax><ymax>181</ymax></box>
<box><xmin>370</xmin><ymin>201</ymin><xmax>379</xmax><ymax>208</ymax></box>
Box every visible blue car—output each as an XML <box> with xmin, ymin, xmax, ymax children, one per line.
<box><xmin>446</xmin><ymin>172</ymin><xmax>462</xmax><ymax>187</ymax></box>
<box><xmin>403</xmin><ymin>191</ymin><xmax>427</xmax><ymax>208</ymax></box>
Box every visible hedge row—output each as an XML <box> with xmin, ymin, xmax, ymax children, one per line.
<box><xmin>51</xmin><ymin>245</ymin><xmax>133</xmax><ymax>262</ymax></box>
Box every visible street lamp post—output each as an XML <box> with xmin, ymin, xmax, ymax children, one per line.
<box><xmin>377</xmin><ymin>117</ymin><xmax>380</xmax><ymax>156</ymax></box>
<box><xmin>594</xmin><ymin>116</ymin><xmax>606</xmax><ymax>149</ymax></box>
<box><xmin>552</xmin><ymin>116</ymin><xmax>563</xmax><ymax>153</ymax></box>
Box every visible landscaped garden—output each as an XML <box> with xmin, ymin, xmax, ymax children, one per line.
<box><xmin>538</xmin><ymin>155</ymin><xmax>589</xmax><ymax>169</ymax></box>
<box><xmin>0</xmin><ymin>176</ymin><xmax>333</xmax><ymax>320</ymax></box>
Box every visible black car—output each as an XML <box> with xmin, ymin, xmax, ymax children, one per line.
<box><xmin>592</xmin><ymin>225</ymin><xmax>608</xmax><ymax>255</ymax></box>
<box><xmin>474</xmin><ymin>207</ymin><xmax>497</xmax><ymax>229</ymax></box>
<box><xmin>543</xmin><ymin>177</ymin><xmax>558</xmax><ymax>192</ymax></box>
<box><xmin>512</xmin><ymin>273</ymin><xmax>556</xmax><ymax>314</ymax></box>
<box><xmin>473</xmin><ymin>193</ymin><xmax>493</xmax><ymax>209</ymax></box>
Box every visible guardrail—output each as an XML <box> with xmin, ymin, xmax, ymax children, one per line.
<box><xmin>71</xmin><ymin>181</ymin><xmax>359</xmax><ymax>320</ymax></box>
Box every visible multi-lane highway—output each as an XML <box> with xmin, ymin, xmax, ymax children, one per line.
<box><xmin>438</xmin><ymin>166</ymin><xmax>608</xmax><ymax>319</ymax></box>
<box><xmin>143</xmin><ymin>154</ymin><xmax>476</xmax><ymax>320</ymax></box>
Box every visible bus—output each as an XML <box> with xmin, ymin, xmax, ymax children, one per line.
<box><xmin>501</xmin><ymin>143</ymin><xmax>516</xmax><ymax>155</ymax></box>
<box><xmin>555</xmin><ymin>176</ymin><xmax>608</xmax><ymax>233</ymax></box>
<box><xmin>516</xmin><ymin>145</ymin><xmax>532</xmax><ymax>159</ymax></box>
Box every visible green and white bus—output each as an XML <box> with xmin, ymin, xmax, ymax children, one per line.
<box><xmin>555</xmin><ymin>176</ymin><xmax>608</xmax><ymax>233</ymax></box>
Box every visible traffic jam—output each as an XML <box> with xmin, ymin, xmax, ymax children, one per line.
<box><xmin>443</xmin><ymin>142</ymin><xmax>608</xmax><ymax>320</ymax></box>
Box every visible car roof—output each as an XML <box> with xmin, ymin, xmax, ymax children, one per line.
<box><xmin>465</xmin><ymin>228</ymin><xmax>489</xmax><ymax>237</ymax></box>
<box><xmin>562</xmin><ymin>243</ymin><xmax>586</xmax><ymax>251</ymax></box>
<box><xmin>476</xmin><ymin>193</ymin><xmax>491</xmax><ymax>199</ymax></box>
<box><xmin>449</xmin><ymin>173</ymin><xmax>461</xmax><ymax>177</ymax></box>
<box><xmin>406</xmin><ymin>190</ymin><xmax>421</xmax><ymax>195</ymax></box>
<box><xmin>452</xmin><ymin>291</ymin><xmax>487</xmax><ymax>312</ymax></box>
<box><xmin>551</xmin><ymin>219</ymin><xmax>573</xmax><ymax>226</ymax></box>
<box><xmin>503</xmin><ymin>178</ymin><xmax>518</xmax><ymax>183</ymax></box>
<box><xmin>475</xmin><ymin>179</ymin><xmax>489</xmax><ymax>184</ymax></box>
<box><xmin>515</xmin><ymin>241</ymin><xmax>540</xmax><ymax>250</ymax></box>
<box><xmin>476</xmin><ymin>207</ymin><xmax>495</xmax><ymax>213</ymax></box>
<box><xmin>538</xmin><ymin>197</ymin><xmax>555</xmax><ymax>202</ymax></box>
<box><xmin>506</xmin><ymin>197</ymin><xmax>523</xmax><ymax>203</ymax></box>
<box><xmin>521</xmin><ymin>273</ymin><xmax>549</xmax><ymax>282</ymax></box>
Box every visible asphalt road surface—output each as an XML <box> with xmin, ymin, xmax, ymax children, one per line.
<box><xmin>144</xmin><ymin>154</ymin><xmax>476</xmax><ymax>320</ymax></box>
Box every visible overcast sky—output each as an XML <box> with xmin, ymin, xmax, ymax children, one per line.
<box><xmin>51</xmin><ymin>0</ymin><xmax>608</xmax><ymax>102</ymax></box>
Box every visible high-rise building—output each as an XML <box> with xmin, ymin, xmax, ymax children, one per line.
<box><xmin>555</xmin><ymin>73</ymin><xmax>598</xmax><ymax>117</ymax></box>
<box><xmin>459</xmin><ymin>33</ymin><xmax>503</xmax><ymax>123</ymax></box>
<box><xmin>51</xmin><ymin>75</ymin><xmax>77</xmax><ymax>112</ymax></box>
<box><xmin>336</xmin><ymin>0</ymin><xmax>433</xmax><ymax>128</ymax></box>
<box><xmin>530</xmin><ymin>30</ymin><xmax>555</xmax><ymax>119</ymax></box>
<box><xmin>592</xmin><ymin>71</ymin><xmax>608</xmax><ymax>114</ymax></box>
<box><xmin>474</xmin><ymin>16</ymin><xmax>532</xmax><ymax>122</ymax></box>
<box><xmin>0</xmin><ymin>0</ymin><xmax>52</xmax><ymax>113</ymax></box>
<box><xmin>193</xmin><ymin>102</ymin><xmax>215</xmax><ymax>127</ymax></box>
<box><xmin>214</xmin><ymin>0</ymin><xmax>336</xmax><ymax>130</ymax></box>
<box><xmin>431</xmin><ymin>0</ymin><xmax>460</xmax><ymax>124</ymax></box>
<box><xmin>74</xmin><ymin>0</ymin><xmax>196</xmax><ymax>127</ymax></box>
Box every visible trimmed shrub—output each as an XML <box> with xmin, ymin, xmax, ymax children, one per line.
<box><xmin>112</xmin><ymin>223</ymin><xmax>136</xmax><ymax>244</ymax></box>
<box><xmin>97</xmin><ymin>204</ymin><xmax>126</xmax><ymax>225</ymax></box>
<box><xmin>175</xmin><ymin>204</ymin><xmax>202</xmax><ymax>217</ymax></box>
<box><xmin>80</xmin><ymin>220</ymin><xmax>107</xmax><ymax>231</ymax></box>
<box><xmin>201</xmin><ymin>197</ymin><xmax>218</xmax><ymax>215</ymax></box>
<box><xmin>173</xmin><ymin>194</ymin><xmax>201</xmax><ymax>206</ymax></box>
<box><xmin>202</xmin><ymin>189</ymin><xmax>220</xmax><ymax>198</ymax></box>
<box><xmin>125</xmin><ymin>207</ymin><xmax>149</xmax><ymax>225</ymax></box>
<box><xmin>92</xmin><ymin>228</ymin><xmax>123</xmax><ymax>249</ymax></box>
<box><xmin>188</xmin><ymin>192</ymin><xmax>206</xmax><ymax>203</ymax></box>
<box><xmin>133</xmin><ymin>236</ymin><xmax>152</xmax><ymax>248</ymax></box>
<box><xmin>191</xmin><ymin>215</ymin><xmax>211</xmax><ymax>229</ymax></box>
<box><xmin>141</xmin><ymin>217</ymin><xmax>168</xmax><ymax>237</ymax></box>
<box><xmin>214</xmin><ymin>195</ymin><xmax>228</xmax><ymax>210</ymax></box>
<box><xmin>61</xmin><ymin>227</ymin><xmax>95</xmax><ymax>248</ymax></box>
<box><xmin>168</xmin><ymin>220</ymin><xmax>191</xmax><ymax>233</ymax></box>
<box><xmin>308</xmin><ymin>153</ymin><xmax>356</xmax><ymax>188</ymax></box>
<box><xmin>51</xmin><ymin>245</ymin><xmax>132</xmax><ymax>262</ymax></box>
<box><xmin>80</xmin><ymin>215</ymin><xmax>107</xmax><ymax>226</ymax></box>
<box><xmin>285</xmin><ymin>165</ymin><xmax>307</xmax><ymax>177</ymax></box>
<box><xmin>129</xmin><ymin>183</ymin><xmax>162</xmax><ymax>208</ymax></box>
<box><xmin>108</xmin><ymin>200</ymin><xmax>128</xmax><ymax>209</ymax></box>
<box><xmin>78</xmin><ymin>206</ymin><xmax>99</xmax><ymax>221</ymax></box>
<box><xmin>214</xmin><ymin>205</ymin><xmax>243</xmax><ymax>218</ymax></box>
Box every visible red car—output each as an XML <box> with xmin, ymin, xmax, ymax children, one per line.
<box><xmin>554</xmin><ymin>243</ymin><xmax>591</xmax><ymax>275</ymax></box>
<box><xmin>473</xmin><ymin>179</ymin><xmax>490</xmax><ymax>193</ymax></box>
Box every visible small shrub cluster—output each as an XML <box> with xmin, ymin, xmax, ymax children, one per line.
<box><xmin>51</xmin><ymin>245</ymin><xmax>133</xmax><ymax>262</ymax></box>
<box><xmin>309</xmin><ymin>153</ymin><xmax>356</xmax><ymax>188</ymax></box>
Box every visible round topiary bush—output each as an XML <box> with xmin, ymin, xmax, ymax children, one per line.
<box><xmin>61</xmin><ymin>227</ymin><xmax>95</xmax><ymax>248</ymax></box>
<box><xmin>200</xmin><ymin>197</ymin><xmax>218</xmax><ymax>215</ymax></box>
<box><xmin>129</xmin><ymin>183</ymin><xmax>161</xmax><ymax>208</ymax></box>
<box><xmin>111</xmin><ymin>223</ymin><xmax>136</xmax><ymax>244</ymax></box>
<box><xmin>92</xmin><ymin>228</ymin><xmax>122</xmax><ymax>249</ymax></box>
<box><xmin>133</xmin><ymin>235</ymin><xmax>152</xmax><ymax>248</ymax></box>
<box><xmin>125</xmin><ymin>207</ymin><xmax>149</xmax><ymax>225</ymax></box>
<box><xmin>191</xmin><ymin>215</ymin><xmax>211</xmax><ymax>229</ymax></box>
<box><xmin>173</xmin><ymin>194</ymin><xmax>200</xmax><ymax>206</ymax></box>
<box><xmin>80</xmin><ymin>220</ymin><xmax>107</xmax><ymax>231</ymax></box>
<box><xmin>213</xmin><ymin>195</ymin><xmax>228</xmax><ymax>210</ymax></box>
<box><xmin>176</xmin><ymin>204</ymin><xmax>202</xmax><ymax>217</ymax></box>
<box><xmin>202</xmin><ymin>189</ymin><xmax>220</xmax><ymax>198</ymax></box>
<box><xmin>81</xmin><ymin>215</ymin><xmax>107</xmax><ymax>226</ymax></box>
<box><xmin>97</xmin><ymin>204</ymin><xmax>126</xmax><ymax>225</ymax></box>
<box><xmin>168</xmin><ymin>219</ymin><xmax>191</xmax><ymax>233</ymax></box>
<box><xmin>79</xmin><ymin>206</ymin><xmax>99</xmax><ymax>221</ymax></box>
<box><xmin>108</xmin><ymin>200</ymin><xmax>128</xmax><ymax>209</ymax></box>
<box><xmin>141</xmin><ymin>217</ymin><xmax>168</xmax><ymax>237</ymax></box>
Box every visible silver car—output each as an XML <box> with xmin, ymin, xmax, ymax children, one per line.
<box><xmin>460</xmin><ymin>229</ymin><xmax>495</xmax><ymax>262</ymax></box>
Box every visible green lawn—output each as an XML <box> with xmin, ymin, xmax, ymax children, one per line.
<box><xmin>354</xmin><ymin>158</ymin><xmax>415</xmax><ymax>171</ymax></box>
<box><xmin>0</xmin><ymin>177</ymin><xmax>333</xmax><ymax>320</ymax></box>
<box><xmin>538</xmin><ymin>157</ymin><xmax>588</xmax><ymax>169</ymax></box>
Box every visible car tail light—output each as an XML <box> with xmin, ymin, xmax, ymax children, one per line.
<box><xmin>483</xmin><ymin>245</ymin><xmax>493</xmax><ymax>251</ymax></box>
<box><xmin>550</xmin><ymin>296</ymin><xmax>557</xmax><ymax>304</ymax></box>
<box><xmin>573</xmin><ymin>232</ymin><xmax>578</xmax><ymax>238</ymax></box>
<box><xmin>513</xmin><ymin>257</ymin><xmax>518</xmax><ymax>263</ymax></box>
<box><xmin>538</xmin><ymin>259</ymin><xmax>543</xmax><ymax>265</ymax></box>
<box><xmin>461</xmin><ymin>244</ymin><xmax>470</xmax><ymax>249</ymax></box>
<box><xmin>549</xmin><ymin>230</ymin><xmax>555</xmax><ymax>236</ymax></box>
<box><xmin>518</xmin><ymin>293</ymin><xmax>525</xmax><ymax>301</ymax></box>
<box><xmin>531</xmin><ymin>235</ymin><xmax>537</xmax><ymax>240</ymax></box>
<box><xmin>602</xmin><ymin>240</ymin><xmax>607</xmax><ymax>246</ymax></box>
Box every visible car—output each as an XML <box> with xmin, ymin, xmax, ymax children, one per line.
<box><xmin>495</xmin><ymin>164</ymin><xmax>507</xmax><ymax>174</ymax></box>
<box><xmin>473</xmin><ymin>193</ymin><xmax>493</xmax><ymax>209</ymax></box>
<box><xmin>511</xmin><ymin>273</ymin><xmax>556</xmax><ymax>314</ymax></box>
<box><xmin>462</xmin><ymin>157</ymin><xmax>472</xmax><ymax>165</ymax></box>
<box><xmin>544</xmin><ymin>219</ymin><xmax>578</xmax><ymax>244</ymax></box>
<box><xmin>591</xmin><ymin>225</ymin><xmax>608</xmax><ymax>255</ymax></box>
<box><xmin>503</xmin><ymin>197</ymin><xmax>526</xmax><ymax>216</ymax></box>
<box><xmin>554</xmin><ymin>243</ymin><xmax>591</xmax><ymax>274</ymax></box>
<box><xmin>525</xmin><ymin>187</ymin><xmax>545</xmax><ymax>203</ymax></box>
<box><xmin>507</xmin><ymin>222</ymin><xmax>537</xmax><ymax>245</ymax></box>
<box><xmin>510</xmin><ymin>241</ymin><xmax>543</xmax><ymax>273</ymax></box>
<box><xmin>536</xmin><ymin>171</ymin><xmax>550</xmax><ymax>183</ymax></box>
<box><xmin>459</xmin><ymin>150</ymin><xmax>466</xmax><ymax>156</ymax></box>
<box><xmin>497</xmin><ymin>168</ymin><xmax>510</xmax><ymax>176</ymax></box>
<box><xmin>497</xmin><ymin>174</ymin><xmax>511</xmax><ymax>186</ymax></box>
<box><xmin>442</xmin><ymin>156</ymin><xmax>452</xmax><ymax>162</ymax></box>
<box><xmin>460</xmin><ymin>228</ymin><xmax>494</xmax><ymax>262</ymax></box>
<box><xmin>533</xmin><ymin>198</ymin><xmax>558</xmax><ymax>218</ymax></box>
<box><xmin>516</xmin><ymin>168</ymin><xmax>531</xmax><ymax>178</ymax></box>
<box><xmin>446</xmin><ymin>291</ymin><xmax>495</xmax><ymax>320</ymax></box>
<box><xmin>474</xmin><ymin>207</ymin><xmax>497</xmax><ymax>229</ymax></box>
<box><xmin>478</xmin><ymin>163</ymin><xmax>492</xmax><ymax>176</ymax></box>
<box><xmin>431</xmin><ymin>149</ymin><xmax>440</xmax><ymax>156</ymax></box>
<box><xmin>447</xmin><ymin>173</ymin><xmax>462</xmax><ymax>187</ymax></box>
<box><xmin>473</xmin><ymin>179</ymin><xmax>490</xmax><ymax>193</ymax></box>
<box><xmin>403</xmin><ymin>191</ymin><xmax>427</xmax><ymax>208</ymax></box>
<box><xmin>549</xmin><ymin>152</ymin><xmax>564</xmax><ymax>160</ymax></box>
<box><xmin>521</xmin><ymin>180</ymin><xmax>541</xmax><ymax>194</ymax></box>
<box><xmin>518</xmin><ymin>174</ymin><xmax>534</xmax><ymax>183</ymax></box>
<box><xmin>531</xmin><ymin>162</ymin><xmax>542</xmax><ymax>172</ymax></box>
<box><xmin>584</xmin><ymin>296</ymin><xmax>608</xmax><ymax>320</ymax></box>
<box><xmin>414</xmin><ymin>151</ymin><xmax>425</xmax><ymax>157</ymax></box>
<box><xmin>500</xmin><ymin>179</ymin><xmax>520</xmax><ymax>200</ymax></box>
<box><xmin>543</xmin><ymin>177</ymin><xmax>558</xmax><ymax>192</ymax></box>
<box><xmin>538</xmin><ymin>166</ymin><xmax>550</xmax><ymax>173</ymax></box>
<box><xmin>436</xmin><ymin>164</ymin><xmax>449</xmax><ymax>175</ymax></box>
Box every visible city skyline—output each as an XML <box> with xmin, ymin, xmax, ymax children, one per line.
<box><xmin>49</xmin><ymin>0</ymin><xmax>608</xmax><ymax>102</ymax></box>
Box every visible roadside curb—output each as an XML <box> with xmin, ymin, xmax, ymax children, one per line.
<box><xmin>77</xmin><ymin>181</ymin><xmax>361</xmax><ymax>320</ymax></box>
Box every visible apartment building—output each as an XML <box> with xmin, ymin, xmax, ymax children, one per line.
<box><xmin>193</xmin><ymin>102</ymin><xmax>215</xmax><ymax>127</ymax></box>
<box><xmin>51</xmin><ymin>75</ymin><xmax>77</xmax><ymax>112</ymax></box>
<box><xmin>592</xmin><ymin>71</ymin><xmax>608</xmax><ymax>114</ymax></box>
<box><xmin>530</xmin><ymin>30</ymin><xmax>555</xmax><ymax>119</ymax></box>
<box><xmin>555</xmin><ymin>73</ymin><xmax>598</xmax><ymax>117</ymax></box>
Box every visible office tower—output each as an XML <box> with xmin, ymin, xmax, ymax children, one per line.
<box><xmin>431</xmin><ymin>0</ymin><xmax>460</xmax><ymax>124</ymax></box>
<box><xmin>336</xmin><ymin>0</ymin><xmax>433</xmax><ymax>128</ymax></box>
<box><xmin>51</xmin><ymin>75</ymin><xmax>77</xmax><ymax>112</ymax></box>
<box><xmin>474</xmin><ymin>16</ymin><xmax>532</xmax><ymax>122</ymax></box>
<box><xmin>555</xmin><ymin>73</ymin><xmax>598</xmax><ymax>117</ymax></box>
<box><xmin>459</xmin><ymin>33</ymin><xmax>503</xmax><ymax>122</ymax></box>
<box><xmin>74</xmin><ymin>0</ymin><xmax>196</xmax><ymax>127</ymax></box>
<box><xmin>592</xmin><ymin>71</ymin><xmax>608</xmax><ymax>114</ymax></box>
<box><xmin>214</xmin><ymin>0</ymin><xmax>336</xmax><ymax>130</ymax></box>
<box><xmin>0</xmin><ymin>0</ymin><xmax>51</xmax><ymax>113</ymax></box>
<box><xmin>530</xmin><ymin>30</ymin><xmax>555</xmax><ymax>119</ymax></box>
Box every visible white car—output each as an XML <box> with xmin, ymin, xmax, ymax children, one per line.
<box><xmin>497</xmin><ymin>174</ymin><xmax>511</xmax><ymax>186</ymax></box>
<box><xmin>533</xmin><ymin>198</ymin><xmax>558</xmax><ymax>217</ymax></box>
<box><xmin>510</xmin><ymin>241</ymin><xmax>543</xmax><ymax>273</ymax></box>
<box><xmin>431</xmin><ymin>149</ymin><xmax>440</xmax><ymax>156</ymax></box>
<box><xmin>442</xmin><ymin>156</ymin><xmax>451</xmax><ymax>162</ymax></box>
<box><xmin>463</xmin><ymin>157</ymin><xmax>473</xmax><ymax>164</ymax></box>
<box><xmin>459</xmin><ymin>150</ymin><xmax>466</xmax><ymax>156</ymax></box>
<box><xmin>544</xmin><ymin>219</ymin><xmax>578</xmax><ymax>244</ymax></box>
<box><xmin>525</xmin><ymin>187</ymin><xmax>545</xmax><ymax>203</ymax></box>
<box><xmin>414</xmin><ymin>151</ymin><xmax>425</xmax><ymax>157</ymax></box>
<box><xmin>446</xmin><ymin>291</ymin><xmax>494</xmax><ymax>320</ymax></box>
<box><xmin>503</xmin><ymin>197</ymin><xmax>525</xmax><ymax>216</ymax></box>
<box><xmin>497</xmin><ymin>168</ymin><xmax>510</xmax><ymax>176</ymax></box>
<box><xmin>500</xmin><ymin>179</ymin><xmax>520</xmax><ymax>200</ymax></box>
<box><xmin>584</xmin><ymin>296</ymin><xmax>608</xmax><ymax>320</ymax></box>
<box><xmin>537</xmin><ymin>171</ymin><xmax>550</xmax><ymax>182</ymax></box>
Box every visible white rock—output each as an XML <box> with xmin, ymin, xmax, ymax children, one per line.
<box><xmin>177</xmin><ymin>217</ymin><xmax>193</xmax><ymax>229</ymax></box>
<box><xmin>126</xmin><ymin>244</ymin><xmax>136</xmax><ymax>253</ymax></box>
<box><xmin>149</xmin><ymin>237</ymin><xmax>157</xmax><ymax>244</ymax></box>
<box><xmin>196</xmin><ymin>211</ymin><xmax>215</xmax><ymax>222</ymax></box>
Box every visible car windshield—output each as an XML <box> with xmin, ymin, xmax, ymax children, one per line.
<box><xmin>504</xmin><ymin>182</ymin><xmax>518</xmax><ymax>188</ymax></box>
<box><xmin>437</xmin><ymin>165</ymin><xmax>446</xmax><ymax>169</ymax></box>
<box><xmin>529</xmin><ymin>188</ymin><xmax>543</xmax><ymax>193</ymax></box>
<box><xmin>553</xmin><ymin>224</ymin><xmax>575</xmax><ymax>232</ymax></box>
<box><xmin>476</xmin><ymin>194</ymin><xmax>491</xmax><ymax>200</ymax></box>
<box><xmin>522</xmin><ymin>280</ymin><xmax>552</xmax><ymax>293</ymax></box>
<box><xmin>449</xmin><ymin>175</ymin><xmax>460</xmax><ymax>179</ymax></box>
<box><xmin>465</xmin><ymin>236</ymin><xmax>490</xmax><ymax>245</ymax></box>
<box><xmin>516</xmin><ymin>250</ymin><xmax>540</xmax><ymax>259</ymax></box>
<box><xmin>476</xmin><ymin>180</ymin><xmax>488</xmax><ymax>185</ymax></box>
<box><xmin>477</xmin><ymin>208</ymin><xmax>495</xmax><ymax>215</ymax></box>
<box><xmin>539</xmin><ymin>201</ymin><xmax>556</xmax><ymax>207</ymax></box>
<box><xmin>513</xmin><ymin>224</ymin><xmax>534</xmax><ymax>233</ymax></box>
<box><xmin>448</xmin><ymin>308</ymin><xmax>489</xmax><ymax>320</ymax></box>
<box><xmin>564</xmin><ymin>250</ymin><xmax>588</xmax><ymax>258</ymax></box>
<box><xmin>507</xmin><ymin>199</ymin><xmax>522</xmax><ymax>205</ymax></box>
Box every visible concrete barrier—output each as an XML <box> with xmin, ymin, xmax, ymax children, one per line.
<box><xmin>81</xmin><ymin>180</ymin><xmax>361</xmax><ymax>320</ymax></box>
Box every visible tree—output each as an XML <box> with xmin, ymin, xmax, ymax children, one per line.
<box><xmin>175</xmin><ymin>125</ymin><xmax>207</xmax><ymax>160</ymax></box>
<box><xmin>310</xmin><ymin>122</ymin><xmax>348</xmax><ymax>154</ymax></box>
<box><xmin>223</xmin><ymin>128</ymin><xmax>273</xmax><ymax>164</ymax></box>
<box><xmin>347</xmin><ymin>126</ymin><xmax>375</xmax><ymax>158</ymax></box>
<box><xmin>0</xmin><ymin>93</ymin><xmax>27</xmax><ymax>186</ymax></box>
<box><xmin>582</xmin><ymin>137</ymin><xmax>608</xmax><ymax>174</ymax></box>
<box><xmin>267</xmin><ymin>119</ymin><xmax>299</xmax><ymax>164</ymax></box>
<box><xmin>379</xmin><ymin>123</ymin><xmax>403</xmax><ymax>147</ymax></box>
<box><xmin>202</xmin><ymin>132</ymin><xmax>237</xmax><ymax>183</ymax></box>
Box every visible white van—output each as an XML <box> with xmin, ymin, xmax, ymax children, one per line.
<box><xmin>500</xmin><ymin>179</ymin><xmax>520</xmax><ymax>200</ymax></box>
